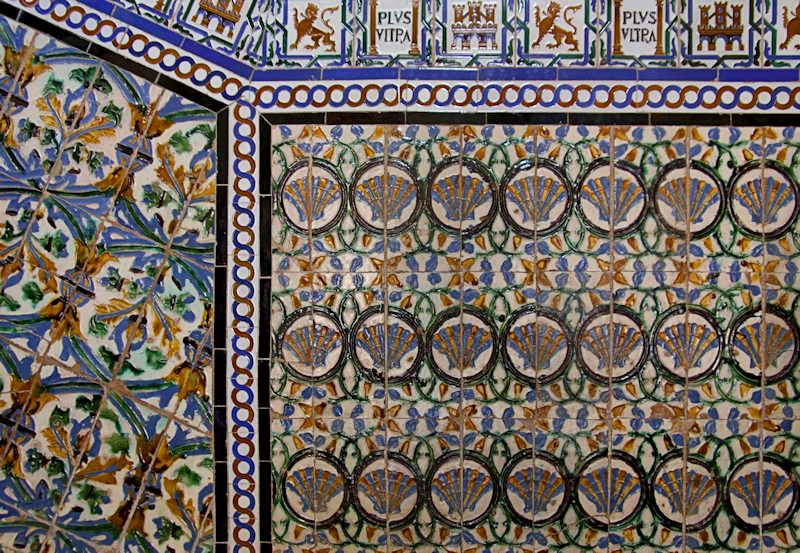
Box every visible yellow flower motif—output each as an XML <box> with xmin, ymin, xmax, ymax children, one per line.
<box><xmin>166</xmin><ymin>362</ymin><xmax>208</xmax><ymax>401</ymax></box>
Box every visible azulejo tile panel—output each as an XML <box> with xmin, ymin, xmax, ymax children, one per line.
<box><xmin>270</xmin><ymin>123</ymin><xmax>800</xmax><ymax>552</ymax></box>
<box><xmin>0</xmin><ymin>14</ymin><xmax>216</xmax><ymax>553</ymax></box>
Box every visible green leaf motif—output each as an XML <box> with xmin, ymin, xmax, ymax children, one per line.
<box><xmin>176</xmin><ymin>466</ymin><xmax>202</xmax><ymax>487</ymax></box>
<box><xmin>102</xmin><ymin>101</ymin><xmax>123</xmax><ymax>126</ymax></box>
<box><xmin>49</xmin><ymin>406</ymin><xmax>69</xmax><ymax>427</ymax></box>
<box><xmin>89</xmin><ymin>316</ymin><xmax>108</xmax><ymax>337</ymax></box>
<box><xmin>155</xmin><ymin>518</ymin><xmax>184</xmax><ymax>545</ymax></box>
<box><xmin>77</xmin><ymin>483</ymin><xmax>107</xmax><ymax>515</ymax></box>
<box><xmin>76</xmin><ymin>395</ymin><xmax>102</xmax><ymax>415</ymax></box>
<box><xmin>187</xmin><ymin>123</ymin><xmax>216</xmax><ymax>149</ymax></box>
<box><xmin>169</xmin><ymin>131</ymin><xmax>192</xmax><ymax>153</ymax></box>
<box><xmin>145</xmin><ymin>348</ymin><xmax>168</xmax><ymax>370</ymax></box>
<box><xmin>26</xmin><ymin>449</ymin><xmax>46</xmax><ymax>472</ymax></box>
<box><xmin>0</xmin><ymin>293</ymin><xmax>20</xmax><ymax>311</ymax></box>
<box><xmin>42</xmin><ymin>75</ymin><xmax>63</xmax><ymax>97</ymax></box>
<box><xmin>19</xmin><ymin>119</ymin><xmax>38</xmax><ymax>141</ymax></box>
<box><xmin>22</xmin><ymin>282</ymin><xmax>43</xmax><ymax>305</ymax></box>
<box><xmin>47</xmin><ymin>458</ymin><xmax>65</xmax><ymax>477</ymax></box>
<box><xmin>106</xmin><ymin>433</ymin><xmax>130</xmax><ymax>455</ymax></box>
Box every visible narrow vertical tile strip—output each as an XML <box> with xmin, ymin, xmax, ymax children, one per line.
<box><xmin>228</xmin><ymin>99</ymin><xmax>260</xmax><ymax>551</ymax></box>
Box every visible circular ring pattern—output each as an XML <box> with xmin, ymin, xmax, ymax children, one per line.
<box><xmin>501</xmin><ymin>306</ymin><xmax>572</xmax><ymax>385</ymax></box>
<box><xmin>427</xmin><ymin>306</ymin><xmax>498</xmax><ymax>385</ymax></box>
<box><xmin>575</xmin><ymin>450</ymin><xmax>646</xmax><ymax>528</ymax></box>
<box><xmin>502</xmin><ymin>450</ymin><xmax>570</xmax><ymax>526</ymax></box>
<box><xmin>277</xmin><ymin>306</ymin><xmax>347</xmax><ymax>382</ymax></box>
<box><xmin>427</xmin><ymin>158</ymin><xmax>497</xmax><ymax>237</ymax></box>
<box><xmin>578</xmin><ymin>160</ymin><xmax>647</xmax><ymax>237</ymax></box>
<box><xmin>653</xmin><ymin>160</ymin><xmax>724</xmax><ymax>238</ymax></box>
<box><xmin>500</xmin><ymin>159</ymin><xmax>572</xmax><ymax>238</ymax></box>
<box><xmin>729</xmin><ymin>160</ymin><xmax>799</xmax><ymax>239</ymax></box>
<box><xmin>427</xmin><ymin>450</ymin><xmax>498</xmax><ymax>527</ymax></box>
<box><xmin>651</xmin><ymin>305</ymin><xmax>723</xmax><ymax>384</ymax></box>
<box><xmin>350</xmin><ymin>158</ymin><xmax>421</xmax><ymax>235</ymax></box>
<box><xmin>350</xmin><ymin>306</ymin><xmax>423</xmax><ymax>384</ymax></box>
<box><xmin>353</xmin><ymin>452</ymin><xmax>422</xmax><ymax>528</ymax></box>
<box><xmin>576</xmin><ymin>305</ymin><xmax>648</xmax><ymax>384</ymax></box>
<box><xmin>726</xmin><ymin>453</ymin><xmax>799</xmax><ymax>531</ymax></box>
<box><xmin>279</xmin><ymin>159</ymin><xmax>346</xmax><ymax>235</ymax></box>
<box><xmin>282</xmin><ymin>450</ymin><xmax>349</xmax><ymax>528</ymax></box>
<box><xmin>728</xmin><ymin>305</ymin><xmax>800</xmax><ymax>385</ymax></box>
<box><xmin>650</xmin><ymin>452</ymin><xmax>720</xmax><ymax>530</ymax></box>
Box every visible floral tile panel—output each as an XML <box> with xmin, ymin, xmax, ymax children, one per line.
<box><xmin>270</xmin><ymin>123</ymin><xmax>800</xmax><ymax>552</ymax></box>
<box><xmin>0</xmin><ymin>14</ymin><xmax>216</xmax><ymax>553</ymax></box>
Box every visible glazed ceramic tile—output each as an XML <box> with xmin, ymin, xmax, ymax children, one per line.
<box><xmin>273</xmin><ymin>0</ymin><xmax>351</xmax><ymax>66</ymax></box>
<box><xmin>269</xmin><ymin>122</ymin><xmax>800</xmax><ymax>552</ymax></box>
<box><xmin>681</xmin><ymin>0</ymin><xmax>758</xmax><ymax>66</ymax></box>
<box><xmin>354</xmin><ymin>0</ymin><xmax>426</xmax><ymax>64</ymax></box>
<box><xmin>434</xmin><ymin>0</ymin><xmax>509</xmax><ymax>65</ymax></box>
<box><xmin>130</xmin><ymin>414</ymin><xmax>213</xmax><ymax>551</ymax></box>
<box><xmin>518</xmin><ymin>0</ymin><xmax>594</xmax><ymax>65</ymax></box>
<box><xmin>0</xmin><ymin>13</ymin><xmax>216</xmax><ymax>553</ymax></box>
<box><xmin>765</xmin><ymin>0</ymin><xmax>800</xmax><ymax>65</ymax></box>
<box><xmin>602</xmin><ymin>0</ymin><xmax>679</xmax><ymax>65</ymax></box>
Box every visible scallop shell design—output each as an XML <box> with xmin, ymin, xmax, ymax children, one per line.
<box><xmin>355</xmin><ymin>174</ymin><xmax>416</xmax><ymax>224</ymax></box>
<box><xmin>657</xmin><ymin>322</ymin><xmax>719</xmax><ymax>370</ymax></box>
<box><xmin>581</xmin><ymin>322</ymin><xmax>643</xmax><ymax>369</ymax></box>
<box><xmin>733</xmin><ymin>321</ymin><xmax>795</xmax><ymax>370</ymax></box>
<box><xmin>507</xmin><ymin>466</ymin><xmax>565</xmax><ymax>515</ymax></box>
<box><xmin>578</xmin><ymin>466</ymin><xmax>641</xmax><ymax>516</ymax></box>
<box><xmin>657</xmin><ymin>176</ymin><xmax>720</xmax><ymax>226</ymax></box>
<box><xmin>283</xmin><ymin>174</ymin><xmax>342</xmax><ymax>224</ymax></box>
<box><xmin>430</xmin><ymin>174</ymin><xmax>491</xmax><ymax>222</ymax></box>
<box><xmin>431</xmin><ymin>322</ymin><xmax>493</xmax><ymax>371</ymax></box>
<box><xmin>653</xmin><ymin>467</ymin><xmax>717</xmax><ymax>517</ymax></box>
<box><xmin>581</xmin><ymin>175</ymin><xmax>645</xmax><ymax>227</ymax></box>
<box><xmin>357</xmin><ymin>469</ymin><xmax>417</xmax><ymax>516</ymax></box>
<box><xmin>430</xmin><ymin>466</ymin><xmax>494</xmax><ymax>515</ymax></box>
<box><xmin>729</xmin><ymin>469</ymin><xmax>794</xmax><ymax>518</ymax></box>
<box><xmin>506</xmin><ymin>175</ymin><xmax>568</xmax><ymax>224</ymax></box>
<box><xmin>355</xmin><ymin>322</ymin><xmax>418</xmax><ymax>370</ymax></box>
<box><xmin>732</xmin><ymin>175</ymin><xmax>794</xmax><ymax>227</ymax></box>
<box><xmin>283</xmin><ymin>323</ymin><xmax>342</xmax><ymax>370</ymax></box>
<box><xmin>508</xmin><ymin>322</ymin><xmax>568</xmax><ymax>372</ymax></box>
<box><xmin>285</xmin><ymin>466</ymin><xmax>345</xmax><ymax>514</ymax></box>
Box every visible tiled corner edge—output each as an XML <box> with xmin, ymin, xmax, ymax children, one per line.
<box><xmin>227</xmin><ymin>100</ymin><xmax>261</xmax><ymax>551</ymax></box>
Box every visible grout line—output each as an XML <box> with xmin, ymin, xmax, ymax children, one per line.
<box><xmin>681</xmin><ymin>124</ymin><xmax>691</xmax><ymax>553</ymax></box>
<box><xmin>456</xmin><ymin>123</ymin><xmax>466</xmax><ymax>553</ymax></box>
<box><xmin>382</xmin><ymin>123</ymin><xmax>390</xmax><ymax>553</ymax></box>
<box><xmin>304</xmin><ymin>124</ymin><xmax>319</xmax><ymax>552</ymax></box>
<box><xmin>531</xmin><ymin>123</ymin><xmax>540</xmax><ymax>544</ymax></box>
<box><xmin>606</xmin><ymin>125</ymin><xmax>615</xmax><ymax>552</ymax></box>
<box><xmin>758</xmin><ymin>124</ymin><xmax>768</xmax><ymax>553</ymax></box>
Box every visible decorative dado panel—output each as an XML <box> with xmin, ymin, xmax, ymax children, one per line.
<box><xmin>1</xmin><ymin>0</ymin><xmax>800</xmax><ymax>550</ymax></box>
<box><xmin>0</xmin><ymin>13</ymin><xmax>216</xmax><ymax>552</ymax></box>
<box><xmin>268</xmin><ymin>122</ymin><xmax>800</xmax><ymax>551</ymax></box>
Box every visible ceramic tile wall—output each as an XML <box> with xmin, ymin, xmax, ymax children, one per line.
<box><xmin>270</xmin><ymin>123</ymin><xmax>800</xmax><ymax>552</ymax></box>
<box><xmin>0</xmin><ymin>15</ymin><xmax>217</xmax><ymax>552</ymax></box>
<box><xmin>93</xmin><ymin>0</ymin><xmax>800</xmax><ymax>67</ymax></box>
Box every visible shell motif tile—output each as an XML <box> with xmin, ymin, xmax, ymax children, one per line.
<box><xmin>270</xmin><ymin>123</ymin><xmax>800</xmax><ymax>552</ymax></box>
